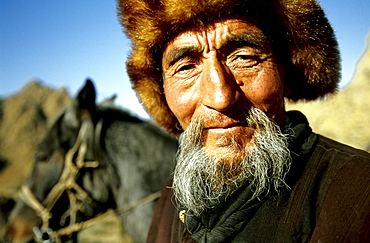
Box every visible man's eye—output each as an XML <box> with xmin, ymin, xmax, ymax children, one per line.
<box><xmin>177</xmin><ymin>64</ymin><xmax>194</xmax><ymax>73</ymax></box>
<box><xmin>236</xmin><ymin>55</ymin><xmax>255</xmax><ymax>60</ymax></box>
<box><xmin>226</xmin><ymin>49</ymin><xmax>261</xmax><ymax>69</ymax></box>
<box><xmin>234</xmin><ymin>55</ymin><xmax>258</xmax><ymax>66</ymax></box>
<box><xmin>173</xmin><ymin>63</ymin><xmax>197</xmax><ymax>76</ymax></box>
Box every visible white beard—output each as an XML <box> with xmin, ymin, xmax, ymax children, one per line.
<box><xmin>173</xmin><ymin>107</ymin><xmax>291</xmax><ymax>216</ymax></box>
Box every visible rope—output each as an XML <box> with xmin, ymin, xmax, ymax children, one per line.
<box><xmin>55</xmin><ymin>190</ymin><xmax>161</xmax><ymax>237</ymax></box>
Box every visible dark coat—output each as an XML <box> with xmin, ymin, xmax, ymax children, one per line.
<box><xmin>147</xmin><ymin>135</ymin><xmax>370</xmax><ymax>242</ymax></box>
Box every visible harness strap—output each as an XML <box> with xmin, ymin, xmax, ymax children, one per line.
<box><xmin>19</xmin><ymin>120</ymin><xmax>98</xmax><ymax>233</ymax></box>
<box><xmin>19</xmin><ymin>118</ymin><xmax>162</xmax><ymax>242</ymax></box>
<box><xmin>21</xmin><ymin>178</ymin><xmax>162</xmax><ymax>242</ymax></box>
<box><xmin>43</xmin><ymin>121</ymin><xmax>97</xmax><ymax>211</ymax></box>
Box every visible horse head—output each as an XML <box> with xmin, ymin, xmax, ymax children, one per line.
<box><xmin>6</xmin><ymin>79</ymin><xmax>178</xmax><ymax>243</ymax></box>
<box><xmin>6</xmin><ymin>79</ymin><xmax>111</xmax><ymax>243</ymax></box>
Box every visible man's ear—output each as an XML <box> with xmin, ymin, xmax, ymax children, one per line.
<box><xmin>75</xmin><ymin>78</ymin><xmax>97</xmax><ymax>121</ymax></box>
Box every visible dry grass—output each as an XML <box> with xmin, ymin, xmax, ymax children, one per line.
<box><xmin>78</xmin><ymin>215</ymin><xmax>133</xmax><ymax>242</ymax></box>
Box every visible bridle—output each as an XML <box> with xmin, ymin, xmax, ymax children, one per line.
<box><xmin>19</xmin><ymin>119</ymin><xmax>161</xmax><ymax>243</ymax></box>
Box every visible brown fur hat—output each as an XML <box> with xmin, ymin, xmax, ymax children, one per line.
<box><xmin>117</xmin><ymin>0</ymin><xmax>340</xmax><ymax>135</ymax></box>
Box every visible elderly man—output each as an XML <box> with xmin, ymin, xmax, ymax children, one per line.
<box><xmin>117</xmin><ymin>0</ymin><xmax>370</xmax><ymax>242</ymax></box>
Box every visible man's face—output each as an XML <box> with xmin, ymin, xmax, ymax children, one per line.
<box><xmin>162</xmin><ymin>19</ymin><xmax>284</xmax><ymax>158</ymax></box>
<box><xmin>162</xmin><ymin>18</ymin><xmax>290</xmax><ymax>214</ymax></box>
<box><xmin>162</xmin><ymin>18</ymin><xmax>286</xmax><ymax>159</ymax></box>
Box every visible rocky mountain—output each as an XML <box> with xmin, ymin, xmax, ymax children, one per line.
<box><xmin>0</xmin><ymin>82</ymin><xmax>71</xmax><ymax>198</ymax></box>
<box><xmin>0</xmin><ymin>81</ymin><xmax>131</xmax><ymax>243</ymax></box>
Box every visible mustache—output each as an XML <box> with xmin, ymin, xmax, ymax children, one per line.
<box><xmin>191</xmin><ymin>107</ymin><xmax>273</xmax><ymax>131</ymax></box>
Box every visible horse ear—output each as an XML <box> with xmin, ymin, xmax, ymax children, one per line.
<box><xmin>75</xmin><ymin>79</ymin><xmax>97</xmax><ymax>120</ymax></box>
<box><xmin>98</xmin><ymin>94</ymin><xmax>117</xmax><ymax>108</ymax></box>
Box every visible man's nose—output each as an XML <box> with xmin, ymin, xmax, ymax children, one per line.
<box><xmin>201</xmin><ymin>59</ymin><xmax>239</xmax><ymax>111</ymax></box>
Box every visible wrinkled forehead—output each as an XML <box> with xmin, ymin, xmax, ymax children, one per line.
<box><xmin>163</xmin><ymin>18</ymin><xmax>271</xmax><ymax>61</ymax></box>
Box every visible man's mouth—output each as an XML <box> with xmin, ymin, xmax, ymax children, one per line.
<box><xmin>205</xmin><ymin>122</ymin><xmax>249</xmax><ymax>130</ymax></box>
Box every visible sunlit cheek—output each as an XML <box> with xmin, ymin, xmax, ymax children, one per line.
<box><xmin>261</xmin><ymin>77</ymin><xmax>284</xmax><ymax>117</ymax></box>
<box><xmin>242</xmin><ymin>70</ymin><xmax>284</xmax><ymax>116</ymax></box>
<box><xmin>164</xmin><ymin>81</ymin><xmax>197</xmax><ymax>130</ymax></box>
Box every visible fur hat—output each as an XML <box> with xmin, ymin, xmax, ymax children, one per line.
<box><xmin>117</xmin><ymin>0</ymin><xmax>340</xmax><ymax>135</ymax></box>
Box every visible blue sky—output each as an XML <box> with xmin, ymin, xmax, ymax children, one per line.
<box><xmin>1</xmin><ymin>0</ymin><xmax>369</xmax><ymax>119</ymax></box>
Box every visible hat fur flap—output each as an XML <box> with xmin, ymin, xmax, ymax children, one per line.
<box><xmin>117</xmin><ymin>0</ymin><xmax>341</xmax><ymax>135</ymax></box>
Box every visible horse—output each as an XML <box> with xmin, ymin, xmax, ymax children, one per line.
<box><xmin>5</xmin><ymin>79</ymin><xmax>178</xmax><ymax>243</ymax></box>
